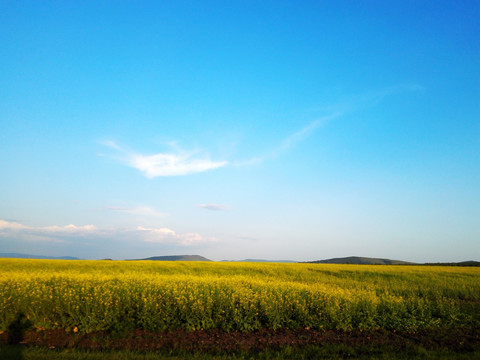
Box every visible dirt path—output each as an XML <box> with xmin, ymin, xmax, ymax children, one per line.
<box><xmin>1</xmin><ymin>328</ymin><xmax>478</xmax><ymax>353</ymax></box>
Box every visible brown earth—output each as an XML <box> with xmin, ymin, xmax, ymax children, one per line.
<box><xmin>1</xmin><ymin>328</ymin><xmax>479</xmax><ymax>353</ymax></box>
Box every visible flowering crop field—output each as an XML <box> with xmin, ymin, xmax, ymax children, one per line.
<box><xmin>1</xmin><ymin>259</ymin><xmax>479</xmax><ymax>334</ymax></box>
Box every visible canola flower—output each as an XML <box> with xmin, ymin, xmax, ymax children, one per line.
<box><xmin>0</xmin><ymin>259</ymin><xmax>479</xmax><ymax>333</ymax></box>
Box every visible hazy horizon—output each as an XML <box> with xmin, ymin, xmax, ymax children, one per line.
<box><xmin>1</xmin><ymin>1</ymin><xmax>479</xmax><ymax>263</ymax></box>
<box><xmin>1</xmin><ymin>252</ymin><xmax>479</xmax><ymax>264</ymax></box>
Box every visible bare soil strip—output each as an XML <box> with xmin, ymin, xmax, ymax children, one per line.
<box><xmin>1</xmin><ymin>328</ymin><xmax>478</xmax><ymax>353</ymax></box>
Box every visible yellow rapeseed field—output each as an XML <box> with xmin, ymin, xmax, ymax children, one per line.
<box><xmin>0</xmin><ymin>259</ymin><xmax>479</xmax><ymax>334</ymax></box>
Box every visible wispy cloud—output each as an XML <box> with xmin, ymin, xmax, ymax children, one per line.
<box><xmin>312</xmin><ymin>84</ymin><xmax>424</xmax><ymax>115</ymax></box>
<box><xmin>105</xmin><ymin>205</ymin><xmax>165</xmax><ymax>217</ymax></box>
<box><xmin>236</xmin><ymin>84</ymin><xmax>423</xmax><ymax>166</ymax></box>
<box><xmin>0</xmin><ymin>219</ymin><xmax>215</xmax><ymax>246</ymax></box>
<box><xmin>234</xmin><ymin>235</ymin><xmax>258</xmax><ymax>242</ymax></box>
<box><xmin>101</xmin><ymin>141</ymin><xmax>227</xmax><ymax>178</ymax></box>
<box><xmin>198</xmin><ymin>204</ymin><xmax>232</xmax><ymax>211</ymax></box>
<box><xmin>235</xmin><ymin>112</ymin><xmax>342</xmax><ymax>166</ymax></box>
<box><xmin>100</xmin><ymin>85</ymin><xmax>423</xmax><ymax>173</ymax></box>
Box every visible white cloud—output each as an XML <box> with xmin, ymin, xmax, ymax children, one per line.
<box><xmin>42</xmin><ymin>224</ymin><xmax>98</xmax><ymax>234</ymax></box>
<box><xmin>198</xmin><ymin>204</ymin><xmax>232</xmax><ymax>211</ymax></box>
<box><xmin>101</xmin><ymin>141</ymin><xmax>227</xmax><ymax>178</ymax></box>
<box><xmin>105</xmin><ymin>205</ymin><xmax>165</xmax><ymax>217</ymax></box>
<box><xmin>0</xmin><ymin>219</ymin><xmax>28</xmax><ymax>230</ymax></box>
<box><xmin>0</xmin><ymin>220</ymin><xmax>98</xmax><ymax>243</ymax></box>
<box><xmin>0</xmin><ymin>219</ymin><xmax>214</xmax><ymax>247</ymax></box>
<box><xmin>137</xmin><ymin>226</ymin><xmax>216</xmax><ymax>245</ymax></box>
<box><xmin>0</xmin><ymin>219</ymin><xmax>96</xmax><ymax>236</ymax></box>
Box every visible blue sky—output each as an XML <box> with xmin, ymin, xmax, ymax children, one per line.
<box><xmin>0</xmin><ymin>1</ymin><xmax>478</xmax><ymax>261</ymax></box>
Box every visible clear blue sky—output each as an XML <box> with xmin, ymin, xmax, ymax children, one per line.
<box><xmin>1</xmin><ymin>1</ymin><xmax>478</xmax><ymax>261</ymax></box>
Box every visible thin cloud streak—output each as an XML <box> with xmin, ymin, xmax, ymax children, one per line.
<box><xmin>314</xmin><ymin>84</ymin><xmax>424</xmax><ymax>116</ymax></box>
<box><xmin>101</xmin><ymin>141</ymin><xmax>228</xmax><ymax>178</ymax></box>
<box><xmin>105</xmin><ymin>205</ymin><xmax>166</xmax><ymax>217</ymax></box>
<box><xmin>235</xmin><ymin>84</ymin><xmax>423</xmax><ymax>167</ymax></box>
<box><xmin>275</xmin><ymin>112</ymin><xmax>342</xmax><ymax>154</ymax></box>
<box><xmin>235</xmin><ymin>112</ymin><xmax>342</xmax><ymax>166</ymax></box>
<box><xmin>198</xmin><ymin>204</ymin><xmax>232</xmax><ymax>211</ymax></box>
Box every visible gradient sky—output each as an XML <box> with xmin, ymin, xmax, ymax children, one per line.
<box><xmin>0</xmin><ymin>1</ymin><xmax>479</xmax><ymax>261</ymax></box>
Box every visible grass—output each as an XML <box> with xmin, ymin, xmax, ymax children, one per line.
<box><xmin>1</xmin><ymin>345</ymin><xmax>479</xmax><ymax>360</ymax></box>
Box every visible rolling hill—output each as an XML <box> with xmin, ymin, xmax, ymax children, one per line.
<box><xmin>0</xmin><ymin>253</ymin><xmax>80</xmax><ymax>260</ymax></box>
<box><xmin>222</xmin><ymin>259</ymin><xmax>296</xmax><ymax>263</ymax></box>
<box><xmin>133</xmin><ymin>255</ymin><xmax>212</xmax><ymax>261</ymax></box>
<box><xmin>308</xmin><ymin>256</ymin><xmax>415</xmax><ymax>265</ymax></box>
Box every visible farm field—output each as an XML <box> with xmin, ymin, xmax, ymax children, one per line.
<box><xmin>0</xmin><ymin>259</ymin><xmax>479</xmax><ymax>358</ymax></box>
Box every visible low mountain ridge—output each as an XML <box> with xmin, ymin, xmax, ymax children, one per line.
<box><xmin>423</xmin><ymin>260</ymin><xmax>480</xmax><ymax>267</ymax></box>
<box><xmin>134</xmin><ymin>255</ymin><xmax>212</xmax><ymax>261</ymax></box>
<box><xmin>307</xmin><ymin>257</ymin><xmax>480</xmax><ymax>266</ymax></box>
<box><xmin>308</xmin><ymin>256</ymin><xmax>415</xmax><ymax>265</ymax></box>
<box><xmin>222</xmin><ymin>259</ymin><xmax>296</xmax><ymax>263</ymax></box>
<box><xmin>0</xmin><ymin>252</ymin><xmax>80</xmax><ymax>260</ymax></box>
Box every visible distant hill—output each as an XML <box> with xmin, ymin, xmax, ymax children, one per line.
<box><xmin>134</xmin><ymin>255</ymin><xmax>212</xmax><ymax>261</ymax></box>
<box><xmin>308</xmin><ymin>256</ymin><xmax>415</xmax><ymax>265</ymax></box>
<box><xmin>423</xmin><ymin>261</ymin><xmax>480</xmax><ymax>267</ymax></box>
<box><xmin>2</xmin><ymin>252</ymin><xmax>476</xmax><ymax>266</ymax></box>
<box><xmin>222</xmin><ymin>259</ymin><xmax>296</xmax><ymax>263</ymax></box>
<box><xmin>0</xmin><ymin>252</ymin><xmax>80</xmax><ymax>260</ymax></box>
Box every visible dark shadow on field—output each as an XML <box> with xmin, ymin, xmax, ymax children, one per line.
<box><xmin>0</xmin><ymin>312</ymin><xmax>32</xmax><ymax>360</ymax></box>
<box><xmin>0</xmin><ymin>345</ymin><xmax>24</xmax><ymax>360</ymax></box>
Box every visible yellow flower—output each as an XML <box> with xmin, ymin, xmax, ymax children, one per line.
<box><xmin>73</xmin><ymin>326</ymin><xmax>78</xmax><ymax>333</ymax></box>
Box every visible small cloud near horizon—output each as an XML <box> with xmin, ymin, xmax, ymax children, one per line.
<box><xmin>198</xmin><ymin>204</ymin><xmax>232</xmax><ymax>211</ymax></box>
<box><xmin>137</xmin><ymin>226</ymin><xmax>217</xmax><ymax>245</ymax></box>
<box><xmin>105</xmin><ymin>205</ymin><xmax>166</xmax><ymax>217</ymax></box>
